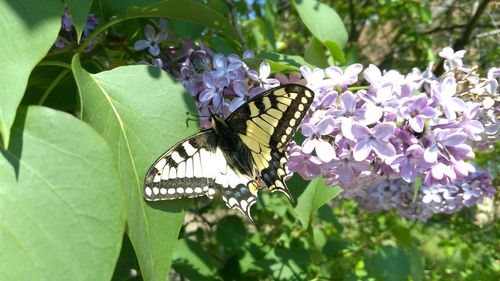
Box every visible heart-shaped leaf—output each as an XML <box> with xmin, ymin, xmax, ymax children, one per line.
<box><xmin>0</xmin><ymin>106</ymin><xmax>125</xmax><ymax>281</ymax></box>
<box><xmin>72</xmin><ymin>55</ymin><xmax>199</xmax><ymax>281</ymax></box>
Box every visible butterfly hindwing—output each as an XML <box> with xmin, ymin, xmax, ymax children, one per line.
<box><xmin>144</xmin><ymin>130</ymin><xmax>220</xmax><ymax>201</ymax></box>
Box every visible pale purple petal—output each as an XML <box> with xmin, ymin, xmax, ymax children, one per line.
<box><xmin>341</xmin><ymin>91</ymin><xmax>356</xmax><ymax>112</ymax></box>
<box><xmin>338</xmin><ymin>164</ymin><xmax>355</xmax><ymax>183</ymax></box>
<box><xmin>149</xmin><ymin>44</ymin><xmax>160</xmax><ymax>56</ymax></box>
<box><xmin>343</xmin><ymin>63</ymin><xmax>363</xmax><ymax>84</ymax></box>
<box><xmin>229</xmin><ymin>97</ymin><xmax>245</xmax><ymax>112</ymax></box>
<box><xmin>316</xmin><ymin>140</ymin><xmax>336</xmax><ymax>162</ymax></box>
<box><xmin>441</xmin><ymin>133</ymin><xmax>466</xmax><ymax>146</ymax></box>
<box><xmin>317</xmin><ymin>116</ymin><xmax>335</xmax><ymax>135</ymax></box>
<box><xmin>409</xmin><ymin>117</ymin><xmax>424</xmax><ymax>133</ymax></box>
<box><xmin>364</xmin><ymin>64</ymin><xmax>381</xmax><ymax>85</ymax></box>
<box><xmin>353</xmin><ymin>140</ymin><xmax>371</xmax><ymax>161</ymax></box>
<box><xmin>400</xmin><ymin>162</ymin><xmax>417</xmax><ymax>182</ymax></box>
<box><xmin>371</xmin><ymin>139</ymin><xmax>396</xmax><ymax>158</ymax></box>
<box><xmin>419</xmin><ymin>107</ymin><xmax>436</xmax><ymax>118</ymax></box>
<box><xmin>424</xmin><ymin>145</ymin><xmax>438</xmax><ymax>163</ymax></box>
<box><xmin>154</xmin><ymin>31</ymin><xmax>168</xmax><ymax>43</ymax></box>
<box><xmin>325</xmin><ymin>66</ymin><xmax>342</xmax><ymax>82</ymax></box>
<box><xmin>259</xmin><ymin>61</ymin><xmax>271</xmax><ymax>79</ymax></box>
<box><xmin>302</xmin><ymin>138</ymin><xmax>317</xmax><ymax>154</ymax></box>
<box><xmin>373</xmin><ymin>123</ymin><xmax>396</xmax><ymax>140</ymax></box>
<box><xmin>134</xmin><ymin>40</ymin><xmax>150</xmax><ymax>51</ymax></box>
<box><xmin>144</xmin><ymin>24</ymin><xmax>155</xmax><ymax>41</ymax></box>
<box><xmin>351</xmin><ymin>123</ymin><xmax>370</xmax><ymax>139</ymax></box>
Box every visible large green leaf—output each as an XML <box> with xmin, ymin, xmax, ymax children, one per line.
<box><xmin>126</xmin><ymin>0</ymin><xmax>238</xmax><ymax>43</ymax></box>
<box><xmin>72</xmin><ymin>55</ymin><xmax>199</xmax><ymax>281</ymax></box>
<box><xmin>0</xmin><ymin>0</ymin><xmax>64</xmax><ymax>149</ymax></box>
<box><xmin>172</xmin><ymin>239</ymin><xmax>217</xmax><ymax>281</ymax></box>
<box><xmin>294</xmin><ymin>178</ymin><xmax>342</xmax><ymax>228</ymax></box>
<box><xmin>65</xmin><ymin>0</ymin><xmax>94</xmax><ymax>42</ymax></box>
<box><xmin>293</xmin><ymin>0</ymin><xmax>348</xmax><ymax>47</ymax></box>
<box><xmin>0</xmin><ymin>106</ymin><xmax>125</xmax><ymax>281</ymax></box>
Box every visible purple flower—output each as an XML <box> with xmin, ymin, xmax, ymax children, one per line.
<box><xmin>439</xmin><ymin>47</ymin><xmax>466</xmax><ymax>70</ymax></box>
<box><xmin>325</xmin><ymin>63</ymin><xmax>363</xmax><ymax>89</ymax></box>
<box><xmin>431</xmin><ymin>77</ymin><xmax>465</xmax><ymax>120</ymax></box>
<box><xmin>459</xmin><ymin>102</ymin><xmax>485</xmax><ymax>141</ymax></box>
<box><xmin>324</xmin><ymin>149</ymin><xmax>371</xmax><ymax>184</ymax></box>
<box><xmin>134</xmin><ymin>24</ymin><xmax>168</xmax><ymax>56</ymax></box>
<box><xmin>212</xmin><ymin>54</ymin><xmax>245</xmax><ymax>81</ymax></box>
<box><xmin>423</xmin><ymin>129</ymin><xmax>471</xmax><ymax>163</ymax></box>
<box><xmin>402</xmin><ymin>93</ymin><xmax>436</xmax><ymax>132</ymax></box>
<box><xmin>287</xmin><ymin>142</ymin><xmax>322</xmax><ymax>180</ymax></box>
<box><xmin>229</xmin><ymin>81</ymin><xmax>262</xmax><ymax>112</ymax></box>
<box><xmin>349</xmin><ymin>122</ymin><xmax>396</xmax><ymax>161</ymax></box>
<box><xmin>275</xmin><ymin>72</ymin><xmax>306</xmax><ymax>85</ymax></box>
<box><xmin>300</xmin><ymin>66</ymin><xmax>332</xmax><ymax>90</ymax></box>
<box><xmin>248</xmin><ymin>61</ymin><xmax>280</xmax><ymax>89</ymax></box>
<box><xmin>329</xmin><ymin>91</ymin><xmax>365</xmax><ymax>139</ymax></box>
<box><xmin>388</xmin><ymin>144</ymin><xmax>426</xmax><ymax>182</ymax></box>
<box><xmin>199</xmin><ymin>73</ymin><xmax>226</xmax><ymax>108</ymax></box>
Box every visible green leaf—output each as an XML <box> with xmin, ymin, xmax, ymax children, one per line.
<box><xmin>365</xmin><ymin>246</ymin><xmax>410</xmax><ymax>281</ymax></box>
<box><xmin>216</xmin><ymin>215</ymin><xmax>247</xmax><ymax>252</ymax></box>
<box><xmin>65</xmin><ymin>0</ymin><xmax>93</xmax><ymax>42</ymax></box>
<box><xmin>304</xmin><ymin>37</ymin><xmax>329</xmax><ymax>68</ymax></box>
<box><xmin>408</xmin><ymin>247</ymin><xmax>425</xmax><ymax>281</ymax></box>
<box><xmin>294</xmin><ymin>178</ymin><xmax>342</xmax><ymax>227</ymax></box>
<box><xmin>0</xmin><ymin>0</ymin><xmax>64</xmax><ymax>148</ymax></box>
<box><xmin>412</xmin><ymin>176</ymin><xmax>422</xmax><ymax>202</ymax></box>
<box><xmin>172</xmin><ymin>239</ymin><xmax>217</xmax><ymax>280</ymax></box>
<box><xmin>72</xmin><ymin>55</ymin><xmax>198</xmax><ymax>281</ymax></box>
<box><xmin>293</xmin><ymin>0</ymin><xmax>348</xmax><ymax>47</ymax></box>
<box><xmin>0</xmin><ymin>106</ymin><xmax>125</xmax><ymax>281</ymax></box>
<box><xmin>324</xmin><ymin>40</ymin><xmax>346</xmax><ymax>64</ymax></box>
<box><xmin>126</xmin><ymin>0</ymin><xmax>239</xmax><ymax>44</ymax></box>
<box><xmin>244</xmin><ymin>52</ymin><xmax>315</xmax><ymax>73</ymax></box>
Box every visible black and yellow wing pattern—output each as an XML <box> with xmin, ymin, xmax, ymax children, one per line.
<box><xmin>144</xmin><ymin>84</ymin><xmax>314</xmax><ymax>221</ymax></box>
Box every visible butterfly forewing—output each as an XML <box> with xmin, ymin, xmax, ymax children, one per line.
<box><xmin>227</xmin><ymin>84</ymin><xmax>314</xmax><ymax>198</ymax></box>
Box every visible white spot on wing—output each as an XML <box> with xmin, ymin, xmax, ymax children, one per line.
<box><xmin>185</xmin><ymin>157</ymin><xmax>193</xmax><ymax>178</ymax></box>
<box><xmin>176</xmin><ymin>187</ymin><xmax>184</xmax><ymax>193</ymax></box>
<box><xmin>177</xmin><ymin>162</ymin><xmax>185</xmax><ymax>177</ymax></box>
<box><xmin>171</xmin><ymin>151</ymin><xmax>183</xmax><ymax>163</ymax></box>
<box><xmin>160</xmin><ymin>188</ymin><xmax>167</xmax><ymax>195</ymax></box>
<box><xmin>185</xmin><ymin>187</ymin><xmax>193</xmax><ymax>194</ymax></box>
<box><xmin>193</xmin><ymin>152</ymin><xmax>202</xmax><ymax>177</ymax></box>
<box><xmin>228</xmin><ymin>197</ymin><xmax>238</xmax><ymax>207</ymax></box>
<box><xmin>155</xmin><ymin>158</ymin><xmax>167</xmax><ymax>170</ymax></box>
<box><xmin>153</xmin><ymin>187</ymin><xmax>159</xmax><ymax>195</ymax></box>
<box><xmin>145</xmin><ymin>187</ymin><xmax>152</xmax><ymax>197</ymax></box>
<box><xmin>182</xmin><ymin>141</ymin><xmax>197</xmax><ymax>156</ymax></box>
<box><xmin>168</xmin><ymin>188</ymin><xmax>175</xmax><ymax>194</ymax></box>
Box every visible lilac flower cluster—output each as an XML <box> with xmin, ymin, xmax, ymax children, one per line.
<box><xmin>170</xmin><ymin>45</ymin><xmax>499</xmax><ymax>220</ymax></box>
<box><xmin>55</xmin><ymin>7</ymin><xmax>99</xmax><ymax>52</ymax></box>
<box><xmin>177</xmin><ymin>49</ymin><xmax>280</xmax><ymax>128</ymax></box>
<box><xmin>353</xmin><ymin>167</ymin><xmax>495</xmax><ymax>221</ymax></box>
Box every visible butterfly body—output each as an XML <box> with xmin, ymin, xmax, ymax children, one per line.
<box><xmin>144</xmin><ymin>84</ymin><xmax>314</xmax><ymax>221</ymax></box>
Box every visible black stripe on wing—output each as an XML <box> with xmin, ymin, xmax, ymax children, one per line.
<box><xmin>143</xmin><ymin>130</ymin><xmax>220</xmax><ymax>201</ymax></box>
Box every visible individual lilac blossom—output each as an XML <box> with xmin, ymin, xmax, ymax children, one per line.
<box><xmin>212</xmin><ymin>54</ymin><xmax>245</xmax><ymax>81</ymax></box>
<box><xmin>55</xmin><ymin>8</ymin><xmax>99</xmax><ymax>51</ymax></box>
<box><xmin>134</xmin><ymin>24</ymin><xmax>168</xmax><ymax>56</ymax></box>
<box><xmin>423</xmin><ymin>129</ymin><xmax>471</xmax><ymax>163</ymax></box>
<box><xmin>439</xmin><ymin>47</ymin><xmax>466</xmax><ymax>70</ymax></box>
<box><xmin>248</xmin><ymin>61</ymin><xmax>280</xmax><ymax>89</ymax></box>
<box><xmin>329</xmin><ymin>91</ymin><xmax>366</xmax><ymax>139</ymax></box>
<box><xmin>349</xmin><ymin>122</ymin><xmax>396</xmax><ymax>161</ymax></box>
<box><xmin>299</xmin><ymin>66</ymin><xmax>332</xmax><ymax>91</ymax></box>
<box><xmin>199</xmin><ymin>73</ymin><xmax>226</xmax><ymax>108</ymax></box>
<box><xmin>402</xmin><ymin>93</ymin><xmax>436</xmax><ymax>132</ymax></box>
<box><xmin>229</xmin><ymin>80</ymin><xmax>262</xmax><ymax>112</ymax></box>
<box><xmin>324</xmin><ymin>149</ymin><xmax>371</xmax><ymax>184</ymax></box>
<box><xmin>325</xmin><ymin>63</ymin><xmax>363</xmax><ymax>89</ymax></box>
<box><xmin>431</xmin><ymin>76</ymin><xmax>466</xmax><ymax>120</ymax></box>
<box><xmin>457</xmin><ymin>102</ymin><xmax>484</xmax><ymax>140</ymax></box>
<box><xmin>389</xmin><ymin>144</ymin><xmax>426</xmax><ymax>182</ymax></box>
<box><xmin>287</xmin><ymin>142</ymin><xmax>322</xmax><ymax>180</ymax></box>
<box><xmin>275</xmin><ymin>72</ymin><xmax>306</xmax><ymax>85</ymax></box>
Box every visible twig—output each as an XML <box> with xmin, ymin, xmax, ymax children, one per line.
<box><xmin>224</xmin><ymin>0</ymin><xmax>248</xmax><ymax>49</ymax></box>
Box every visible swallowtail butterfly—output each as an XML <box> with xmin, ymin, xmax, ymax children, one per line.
<box><xmin>143</xmin><ymin>84</ymin><xmax>314</xmax><ymax>221</ymax></box>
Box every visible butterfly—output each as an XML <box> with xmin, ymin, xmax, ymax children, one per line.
<box><xmin>143</xmin><ymin>84</ymin><xmax>314</xmax><ymax>222</ymax></box>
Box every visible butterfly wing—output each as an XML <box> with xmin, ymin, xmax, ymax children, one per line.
<box><xmin>143</xmin><ymin>129</ymin><xmax>261</xmax><ymax>221</ymax></box>
<box><xmin>143</xmin><ymin>130</ymin><xmax>221</xmax><ymax>200</ymax></box>
<box><xmin>227</xmin><ymin>84</ymin><xmax>314</xmax><ymax>200</ymax></box>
